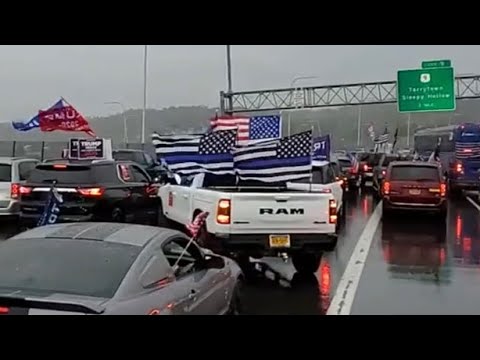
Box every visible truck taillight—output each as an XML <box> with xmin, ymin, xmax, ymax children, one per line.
<box><xmin>363</xmin><ymin>164</ymin><xmax>368</xmax><ymax>172</ymax></box>
<box><xmin>216</xmin><ymin>199</ymin><xmax>231</xmax><ymax>225</ymax></box>
<box><xmin>383</xmin><ymin>181</ymin><xmax>390</xmax><ymax>195</ymax></box>
<box><xmin>10</xmin><ymin>183</ymin><xmax>20</xmax><ymax>199</ymax></box>
<box><xmin>329</xmin><ymin>199</ymin><xmax>337</xmax><ymax>224</ymax></box>
<box><xmin>440</xmin><ymin>183</ymin><xmax>446</xmax><ymax>197</ymax></box>
<box><xmin>19</xmin><ymin>185</ymin><xmax>32</xmax><ymax>196</ymax></box>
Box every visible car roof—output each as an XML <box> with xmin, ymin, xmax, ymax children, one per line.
<box><xmin>390</xmin><ymin>161</ymin><xmax>440</xmax><ymax>168</ymax></box>
<box><xmin>10</xmin><ymin>222</ymin><xmax>177</xmax><ymax>248</ymax></box>
<box><xmin>0</xmin><ymin>157</ymin><xmax>39</xmax><ymax>165</ymax></box>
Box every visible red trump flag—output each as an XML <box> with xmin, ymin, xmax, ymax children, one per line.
<box><xmin>39</xmin><ymin>101</ymin><xmax>96</xmax><ymax>137</ymax></box>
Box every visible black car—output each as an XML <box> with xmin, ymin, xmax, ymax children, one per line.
<box><xmin>112</xmin><ymin>149</ymin><xmax>166</xmax><ymax>180</ymax></box>
<box><xmin>371</xmin><ymin>154</ymin><xmax>400</xmax><ymax>198</ymax></box>
<box><xmin>18</xmin><ymin>160</ymin><xmax>161</xmax><ymax>228</ymax></box>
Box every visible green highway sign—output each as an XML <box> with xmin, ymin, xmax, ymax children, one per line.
<box><xmin>422</xmin><ymin>60</ymin><xmax>452</xmax><ymax>69</ymax></box>
<box><xmin>397</xmin><ymin>66</ymin><xmax>456</xmax><ymax>113</ymax></box>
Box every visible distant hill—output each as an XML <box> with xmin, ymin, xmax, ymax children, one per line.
<box><xmin>1</xmin><ymin>100</ymin><xmax>480</xmax><ymax>150</ymax></box>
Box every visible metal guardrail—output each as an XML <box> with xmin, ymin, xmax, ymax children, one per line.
<box><xmin>0</xmin><ymin>141</ymin><xmax>156</xmax><ymax>162</ymax></box>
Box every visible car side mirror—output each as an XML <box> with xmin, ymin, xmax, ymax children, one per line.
<box><xmin>204</xmin><ymin>255</ymin><xmax>225</xmax><ymax>269</ymax></box>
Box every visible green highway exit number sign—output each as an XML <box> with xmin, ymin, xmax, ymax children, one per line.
<box><xmin>422</xmin><ymin>60</ymin><xmax>451</xmax><ymax>68</ymax></box>
<box><xmin>397</xmin><ymin>66</ymin><xmax>456</xmax><ymax>113</ymax></box>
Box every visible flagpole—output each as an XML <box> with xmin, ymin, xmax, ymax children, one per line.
<box><xmin>141</xmin><ymin>45</ymin><xmax>148</xmax><ymax>144</ymax></box>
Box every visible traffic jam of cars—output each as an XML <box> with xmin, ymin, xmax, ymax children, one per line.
<box><xmin>0</xmin><ymin>118</ymin><xmax>478</xmax><ymax>315</ymax></box>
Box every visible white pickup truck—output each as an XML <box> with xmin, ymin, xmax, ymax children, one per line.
<box><xmin>157</xmin><ymin>174</ymin><xmax>340</xmax><ymax>274</ymax></box>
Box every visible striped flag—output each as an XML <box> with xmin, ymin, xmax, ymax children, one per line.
<box><xmin>152</xmin><ymin>130</ymin><xmax>237</xmax><ymax>176</ymax></box>
<box><xmin>210</xmin><ymin>115</ymin><xmax>281</xmax><ymax>145</ymax></box>
<box><xmin>234</xmin><ymin>131</ymin><xmax>313</xmax><ymax>183</ymax></box>
<box><xmin>455</xmin><ymin>142</ymin><xmax>480</xmax><ymax>159</ymax></box>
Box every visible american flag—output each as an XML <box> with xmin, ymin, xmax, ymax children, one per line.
<box><xmin>152</xmin><ymin>130</ymin><xmax>237</xmax><ymax>176</ymax></box>
<box><xmin>374</xmin><ymin>131</ymin><xmax>389</xmax><ymax>144</ymax></box>
<box><xmin>234</xmin><ymin>131</ymin><xmax>313</xmax><ymax>183</ymax></box>
<box><xmin>210</xmin><ymin>115</ymin><xmax>281</xmax><ymax>145</ymax></box>
<box><xmin>455</xmin><ymin>142</ymin><xmax>480</xmax><ymax>159</ymax></box>
<box><xmin>347</xmin><ymin>152</ymin><xmax>359</xmax><ymax>172</ymax></box>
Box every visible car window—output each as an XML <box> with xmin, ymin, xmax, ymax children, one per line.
<box><xmin>338</xmin><ymin>159</ymin><xmax>351</xmax><ymax>169</ymax></box>
<box><xmin>28</xmin><ymin>165</ymin><xmax>94</xmax><ymax>184</ymax></box>
<box><xmin>162</xmin><ymin>238</ymin><xmax>203</xmax><ymax>278</ymax></box>
<box><xmin>326</xmin><ymin>165</ymin><xmax>336</xmax><ymax>182</ymax></box>
<box><xmin>390</xmin><ymin>166</ymin><xmax>440</xmax><ymax>182</ymax></box>
<box><xmin>144</xmin><ymin>153</ymin><xmax>154</xmax><ymax>166</ymax></box>
<box><xmin>0</xmin><ymin>164</ymin><xmax>12</xmax><ymax>182</ymax></box>
<box><xmin>381</xmin><ymin>156</ymin><xmax>398</xmax><ymax>167</ymax></box>
<box><xmin>19</xmin><ymin>161</ymin><xmax>38</xmax><ymax>181</ymax></box>
<box><xmin>130</xmin><ymin>165</ymin><xmax>150</xmax><ymax>183</ymax></box>
<box><xmin>0</xmin><ymin>238</ymin><xmax>141</xmax><ymax>298</ymax></box>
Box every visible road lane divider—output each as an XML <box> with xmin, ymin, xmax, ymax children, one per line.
<box><xmin>466</xmin><ymin>196</ymin><xmax>480</xmax><ymax>212</ymax></box>
<box><xmin>326</xmin><ymin>201</ymin><xmax>383</xmax><ymax>315</ymax></box>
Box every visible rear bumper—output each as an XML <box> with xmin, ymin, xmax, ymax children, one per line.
<box><xmin>383</xmin><ymin>198</ymin><xmax>447</xmax><ymax>213</ymax></box>
<box><xmin>0</xmin><ymin>200</ymin><xmax>20</xmax><ymax>216</ymax></box>
<box><xmin>214</xmin><ymin>232</ymin><xmax>337</xmax><ymax>255</ymax></box>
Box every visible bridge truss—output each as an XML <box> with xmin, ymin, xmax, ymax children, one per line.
<box><xmin>220</xmin><ymin>75</ymin><xmax>480</xmax><ymax>114</ymax></box>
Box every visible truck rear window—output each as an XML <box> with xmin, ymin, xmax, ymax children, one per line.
<box><xmin>0</xmin><ymin>164</ymin><xmax>11</xmax><ymax>182</ymax></box>
<box><xmin>390</xmin><ymin>166</ymin><xmax>439</xmax><ymax>182</ymax></box>
<box><xmin>28</xmin><ymin>166</ymin><xmax>94</xmax><ymax>184</ymax></box>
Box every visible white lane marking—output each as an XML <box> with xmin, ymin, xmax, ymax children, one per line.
<box><xmin>326</xmin><ymin>201</ymin><xmax>383</xmax><ymax>316</ymax></box>
<box><xmin>466</xmin><ymin>196</ymin><xmax>480</xmax><ymax>212</ymax></box>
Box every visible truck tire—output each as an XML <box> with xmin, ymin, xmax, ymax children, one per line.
<box><xmin>291</xmin><ymin>253</ymin><xmax>321</xmax><ymax>274</ymax></box>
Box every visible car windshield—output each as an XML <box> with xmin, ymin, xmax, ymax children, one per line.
<box><xmin>0</xmin><ymin>164</ymin><xmax>11</xmax><ymax>182</ymax></box>
<box><xmin>390</xmin><ymin>166</ymin><xmax>439</xmax><ymax>182</ymax></box>
<box><xmin>0</xmin><ymin>238</ymin><xmax>140</xmax><ymax>299</ymax></box>
<box><xmin>338</xmin><ymin>159</ymin><xmax>351</xmax><ymax>168</ymax></box>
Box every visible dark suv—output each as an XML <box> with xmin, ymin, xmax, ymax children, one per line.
<box><xmin>19</xmin><ymin>161</ymin><xmax>161</xmax><ymax>228</ymax></box>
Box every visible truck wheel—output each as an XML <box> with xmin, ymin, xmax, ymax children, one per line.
<box><xmin>324</xmin><ymin>237</ymin><xmax>338</xmax><ymax>252</ymax></box>
<box><xmin>291</xmin><ymin>253</ymin><xmax>321</xmax><ymax>274</ymax></box>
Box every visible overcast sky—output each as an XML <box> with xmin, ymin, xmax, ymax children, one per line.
<box><xmin>1</xmin><ymin>45</ymin><xmax>479</xmax><ymax>122</ymax></box>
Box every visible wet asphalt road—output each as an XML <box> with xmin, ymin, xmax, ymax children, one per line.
<box><xmin>350</xmin><ymin>193</ymin><xmax>480</xmax><ymax>315</ymax></box>
<box><xmin>241</xmin><ymin>191</ymin><xmax>377</xmax><ymax>315</ymax></box>
<box><xmin>0</xmin><ymin>190</ymin><xmax>478</xmax><ymax>315</ymax></box>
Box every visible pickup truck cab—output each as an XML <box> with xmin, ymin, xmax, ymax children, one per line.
<box><xmin>158</xmin><ymin>173</ymin><xmax>339</xmax><ymax>274</ymax></box>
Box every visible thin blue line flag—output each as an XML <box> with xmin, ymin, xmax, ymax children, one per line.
<box><xmin>37</xmin><ymin>185</ymin><xmax>64</xmax><ymax>227</ymax></box>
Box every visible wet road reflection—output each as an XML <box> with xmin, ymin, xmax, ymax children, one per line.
<box><xmin>351</xmin><ymin>197</ymin><xmax>480</xmax><ymax>315</ymax></box>
<box><xmin>242</xmin><ymin>192</ymin><xmax>376</xmax><ymax>315</ymax></box>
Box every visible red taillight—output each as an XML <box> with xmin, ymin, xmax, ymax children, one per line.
<box><xmin>383</xmin><ymin>181</ymin><xmax>391</xmax><ymax>195</ymax></box>
<box><xmin>456</xmin><ymin>163</ymin><xmax>463</xmax><ymax>173</ymax></box>
<box><xmin>0</xmin><ymin>307</ymin><xmax>9</xmax><ymax>314</ymax></box>
<box><xmin>19</xmin><ymin>185</ymin><xmax>32</xmax><ymax>196</ymax></box>
<box><xmin>148</xmin><ymin>309</ymin><xmax>161</xmax><ymax>315</ymax></box>
<box><xmin>350</xmin><ymin>167</ymin><xmax>358</xmax><ymax>174</ymax></box>
<box><xmin>77</xmin><ymin>187</ymin><xmax>104</xmax><ymax>197</ymax></box>
<box><xmin>329</xmin><ymin>199</ymin><xmax>337</xmax><ymax>224</ymax></box>
<box><xmin>145</xmin><ymin>184</ymin><xmax>158</xmax><ymax>196</ymax></box>
<box><xmin>363</xmin><ymin>164</ymin><xmax>368</xmax><ymax>172</ymax></box>
<box><xmin>53</xmin><ymin>164</ymin><xmax>68</xmax><ymax>169</ymax></box>
<box><xmin>382</xmin><ymin>170</ymin><xmax>386</xmax><ymax>176</ymax></box>
<box><xmin>440</xmin><ymin>183</ymin><xmax>446</xmax><ymax>197</ymax></box>
<box><xmin>216</xmin><ymin>199</ymin><xmax>231</xmax><ymax>224</ymax></box>
<box><xmin>10</xmin><ymin>183</ymin><xmax>20</xmax><ymax>199</ymax></box>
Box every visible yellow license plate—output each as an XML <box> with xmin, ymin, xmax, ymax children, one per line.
<box><xmin>269</xmin><ymin>235</ymin><xmax>291</xmax><ymax>248</ymax></box>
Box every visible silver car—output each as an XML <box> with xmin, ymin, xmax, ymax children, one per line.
<box><xmin>0</xmin><ymin>157</ymin><xmax>39</xmax><ymax>217</ymax></box>
<box><xmin>0</xmin><ymin>222</ymin><xmax>244</xmax><ymax>315</ymax></box>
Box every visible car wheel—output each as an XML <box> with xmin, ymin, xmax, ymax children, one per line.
<box><xmin>292</xmin><ymin>253</ymin><xmax>322</xmax><ymax>274</ymax></box>
<box><xmin>227</xmin><ymin>279</ymin><xmax>244</xmax><ymax>315</ymax></box>
<box><xmin>111</xmin><ymin>207</ymin><xmax>125</xmax><ymax>223</ymax></box>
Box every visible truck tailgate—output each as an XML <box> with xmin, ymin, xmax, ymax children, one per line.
<box><xmin>229</xmin><ymin>192</ymin><xmax>333</xmax><ymax>233</ymax></box>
